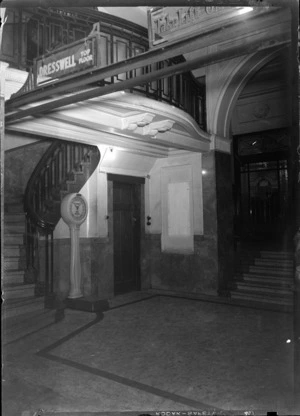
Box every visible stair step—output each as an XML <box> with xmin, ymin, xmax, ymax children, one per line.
<box><xmin>238</xmin><ymin>272</ymin><xmax>294</xmax><ymax>283</ymax></box>
<box><xmin>4</xmin><ymin>198</ymin><xmax>24</xmax><ymax>213</ymax></box>
<box><xmin>231</xmin><ymin>287</ymin><xmax>293</xmax><ymax>302</ymax></box>
<box><xmin>248</xmin><ymin>265</ymin><xmax>293</xmax><ymax>276</ymax></box>
<box><xmin>4</xmin><ymin>213</ymin><xmax>26</xmax><ymax>223</ymax></box>
<box><xmin>3</xmin><ymin>246</ymin><xmax>21</xmax><ymax>257</ymax></box>
<box><xmin>4</xmin><ymin>233</ymin><xmax>24</xmax><ymax>244</ymax></box>
<box><xmin>259</xmin><ymin>251</ymin><xmax>294</xmax><ymax>259</ymax></box>
<box><xmin>3</xmin><ymin>270</ymin><xmax>25</xmax><ymax>285</ymax></box>
<box><xmin>3</xmin><ymin>308</ymin><xmax>56</xmax><ymax>344</ymax></box>
<box><xmin>4</xmin><ymin>223</ymin><xmax>25</xmax><ymax>233</ymax></box>
<box><xmin>2</xmin><ymin>296</ymin><xmax>44</xmax><ymax>319</ymax></box>
<box><xmin>230</xmin><ymin>290</ymin><xmax>293</xmax><ymax>307</ymax></box>
<box><xmin>4</xmin><ymin>258</ymin><xmax>22</xmax><ymax>270</ymax></box>
<box><xmin>254</xmin><ymin>258</ymin><xmax>293</xmax><ymax>267</ymax></box>
<box><xmin>238</xmin><ymin>263</ymin><xmax>294</xmax><ymax>273</ymax></box>
<box><xmin>240</xmin><ymin>275</ymin><xmax>294</xmax><ymax>287</ymax></box>
<box><xmin>3</xmin><ymin>284</ymin><xmax>35</xmax><ymax>300</ymax></box>
<box><xmin>236</xmin><ymin>281</ymin><xmax>293</xmax><ymax>296</ymax></box>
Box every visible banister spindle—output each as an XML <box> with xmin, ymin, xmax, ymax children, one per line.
<box><xmin>62</xmin><ymin>144</ymin><xmax>66</xmax><ymax>178</ymax></box>
<box><xmin>66</xmin><ymin>144</ymin><xmax>71</xmax><ymax>173</ymax></box>
<box><xmin>58</xmin><ymin>149</ymin><xmax>62</xmax><ymax>183</ymax></box>
<box><xmin>71</xmin><ymin>145</ymin><xmax>76</xmax><ymax>170</ymax></box>
<box><xmin>75</xmin><ymin>145</ymin><xmax>79</xmax><ymax>165</ymax></box>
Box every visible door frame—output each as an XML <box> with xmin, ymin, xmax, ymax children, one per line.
<box><xmin>108</xmin><ymin>173</ymin><xmax>145</xmax><ymax>295</ymax></box>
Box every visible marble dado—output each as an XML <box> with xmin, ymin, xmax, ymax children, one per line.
<box><xmin>142</xmin><ymin>234</ymin><xmax>218</xmax><ymax>295</ymax></box>
<box><xmin>215</xmin><ymin>151</ymin><xmax>234</xmax><ymax>293</ymax></box>
<box><xmin>49</xmin><ymin>233</ymin><xmax>221</xmax><ymax>301</ymax></box>
<box><xmin>40</xmin><ymin>237</ymin><xmax>114</xmax><ymax>301</ymax></box>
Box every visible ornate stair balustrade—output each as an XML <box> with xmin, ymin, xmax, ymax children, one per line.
<box><xmin>24</xmin><ymin>140</ymin><xmax>100</xmax><ymax>298</ymax></box>
<box><xmin>112</xmin><ymin>57</ymin><xmax>206</xmax><ymax>130</ymax></box>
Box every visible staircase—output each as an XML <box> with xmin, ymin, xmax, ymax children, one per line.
<box><xmin>230</xmin><ymin>248</ymin><xmax>294</xmax><ymax>311</ymax></box>
<box><xmin>2</xmin><ymin>197</ymin><xmax>56</xmax><ymax>344</ymax></box>
<box><xmin>2</xmin><ymin>142</ymin><xmax>101</xmax><ymax>343</ymax></box>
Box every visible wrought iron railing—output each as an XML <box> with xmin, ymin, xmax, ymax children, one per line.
<box><xmin>6</xmin><ymin>7</ymin><xmax>206</xmax><ymax>130</ymax></box>
<box><xmin>124</xmin><ymin>59</ymin><xmax>205</xmax><ymax>130</ymax></box>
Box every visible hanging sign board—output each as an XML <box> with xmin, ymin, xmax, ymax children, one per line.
<box><xmin>147</xmin><ymin>6</ymin><xmax>249</xmax><ymax>48</ymax></box>
<box><xmin>34</xmin><ymin>33</ymin><xmax>101</xmax><ymax>85</ymax></box>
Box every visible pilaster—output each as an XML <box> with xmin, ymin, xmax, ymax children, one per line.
<box><xmin>0</xmin><ymin>61</ymin><xmax>9</xmax><ymax>290</ymax></box>
<box><xmin>203</xmin><ymin>135</ymin><xmax>234</xmax><ymax>294</ymax></box>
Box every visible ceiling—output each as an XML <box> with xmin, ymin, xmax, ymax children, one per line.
<box><xmin>97</xmin><ymin>6</ymin><xmax>148</xmax><ymax>28</ymax></box>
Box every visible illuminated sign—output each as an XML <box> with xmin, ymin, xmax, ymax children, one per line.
<box><xmin>34</xmin><ymin>33</ymin><xmax>101</xmax><ymax>84</ymax></box>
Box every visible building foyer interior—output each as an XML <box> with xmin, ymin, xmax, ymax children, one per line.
<box><xmin>1</xmin><ymin>2</ymin><xmax>299</xmax><ymax>415</ymax></box>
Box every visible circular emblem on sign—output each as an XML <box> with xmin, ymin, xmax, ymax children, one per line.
<box><xmin>70</xmin><ymin>196</ymin><xmax>87</xmax><ymax>221</ymax></box>
<box><xmin>61</xmin><ymin>193</ymin><xmax>88</xmax><ymax>226</ymax></box>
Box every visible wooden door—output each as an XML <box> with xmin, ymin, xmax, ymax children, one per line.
<box><xmin>113</xmin><ymin>180</ymin><xmax>141</xmax><ymax>294</ymax></box>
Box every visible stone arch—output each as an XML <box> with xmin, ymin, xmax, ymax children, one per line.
<box><xmin>213</xmin><ymin>46</ymin><xmax>288</xmax><ymax>138</ymax></box>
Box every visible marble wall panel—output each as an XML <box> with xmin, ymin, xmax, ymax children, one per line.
<box><xmin>215</xmin><ymin>151</ymin><xmax>235</xmax><ymax>292</ymax></box>
<box><xmin>141</xmin><ymin>234</ymin><xmax>218</xmax><ymax>295</ymax></box>
<box><xmin>50</xmin><ymin>237</ymin><xmax>113</xmax><ymax>301</ymax></box>
<box><xmin>202</xmin><ymin>151</ymin><xmax>218</xmax><ymax>237</ymax></box>
<box><xmin>91</xmin><ymin>239</ymin><xmax>114</xmax><ymax>299</ymax></box>
<box><xmin>139</xmin><ymin>150</ymin><xmax>234</xmax><ymax>297</ymax></box>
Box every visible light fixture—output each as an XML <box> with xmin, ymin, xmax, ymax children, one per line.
<box><xmin>106</xmin><ymin>146</ymin><xmax>115</xmax><ymax>161</ymax></box>
<box><xmin>237</xmin><ymin>7</ymin><xmax>254</xmax><ymax>15</ymax></box>
<box><xmin>202</xmin><ymin>170</ymin><xmax>207</xmax><ymax>175</ymax></box>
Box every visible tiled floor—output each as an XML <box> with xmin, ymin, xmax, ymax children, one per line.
<box><xmin>2</xmin><ymin>293</ymin><xmax>297</xmax><ymax>416</ymax></box>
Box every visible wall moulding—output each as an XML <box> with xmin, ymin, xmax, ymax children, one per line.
<box><xmin>210</xmin><ymin>134</ymin><xmax>231</xmax><ymax>154</ymax></box>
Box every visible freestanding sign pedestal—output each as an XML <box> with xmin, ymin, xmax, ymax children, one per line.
<box><xmin>61</xmin><ymin>193</ymin><xmax>88</xmax><ymax>299</ymax></box>
<box><xmin>60</xmin><ymin>193</ymin><xmax>109</xmax><ymax>314</ymax></box>
<box><xmin>68</xmin><ymin>224</ymin><xmax>83</xmax><ymax>298</ymax></box>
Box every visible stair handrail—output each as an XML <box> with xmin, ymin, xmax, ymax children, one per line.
<box><xmin>24</xmin><ymin>140</ymin><xmax>59</xmax><ymax>230</ymax></box>
<box><xmin>24</xmin><ymin>140</ymin><xmax>100</xmax><ymax>230</ymax></box>
<box><xmin>24</xmin><ymin>140</ymin><xmax>100</xmax><ymax>294</ymax></box>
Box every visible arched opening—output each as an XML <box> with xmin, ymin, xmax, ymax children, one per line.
<box><xmin>215</xmin><ymin>47</ymin><xmax>293</xmax><ymax>248</ymax></box>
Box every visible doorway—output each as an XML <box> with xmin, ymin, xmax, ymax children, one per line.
<box><xmin>239</xmin><ymin>158</ymin><xmax>289</xmax><ymax>238</ymax></box>
<box><xmin>111</xmin><ymin>175</ymin><xmax>143</xmax><ymax>295</ymax></box>
<box><xmin>233</xmin><ymin>130</ymin><xmax>291</xmax><ymax>244</ymax></box>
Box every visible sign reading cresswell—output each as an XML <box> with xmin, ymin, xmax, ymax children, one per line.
<box><xmin>34</xmin><ymin>34</ymin><xmax>101</xmax><ymax>84</ymax></box>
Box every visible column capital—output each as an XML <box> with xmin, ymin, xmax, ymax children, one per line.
<box><xmin>209</xmin><ymin>133</ymin><xmax>232</xmax><ymax>154</ymax></box>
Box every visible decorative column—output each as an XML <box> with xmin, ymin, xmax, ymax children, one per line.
<box><xmin>291</xmin><ymin>0</ymin><xmax>300</xmax><ymax>409</ymax></box>
<box><xmin>209</xmin><ymin>134</ymin><xmax>234</xmax><ymax>296</ymax></box>
<box><xmin>0</xmin><ymin>61</ymin><xmax>9</xmax><ymax>291</ymax></box>
<box><xmin>61</xmin><ymin>193</ymin><xmax>88</xmax><ymax>299</ymax></box>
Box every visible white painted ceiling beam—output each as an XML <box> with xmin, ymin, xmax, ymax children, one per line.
<box><xmin>6</xmin><ymin>119</ymin><xmax>169</xmax><ymax>158</ymax></box>
<box><xmin>6</xmin><ymin>91</ymin><xmax>210</xmax><ymax>154</ymax></box>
